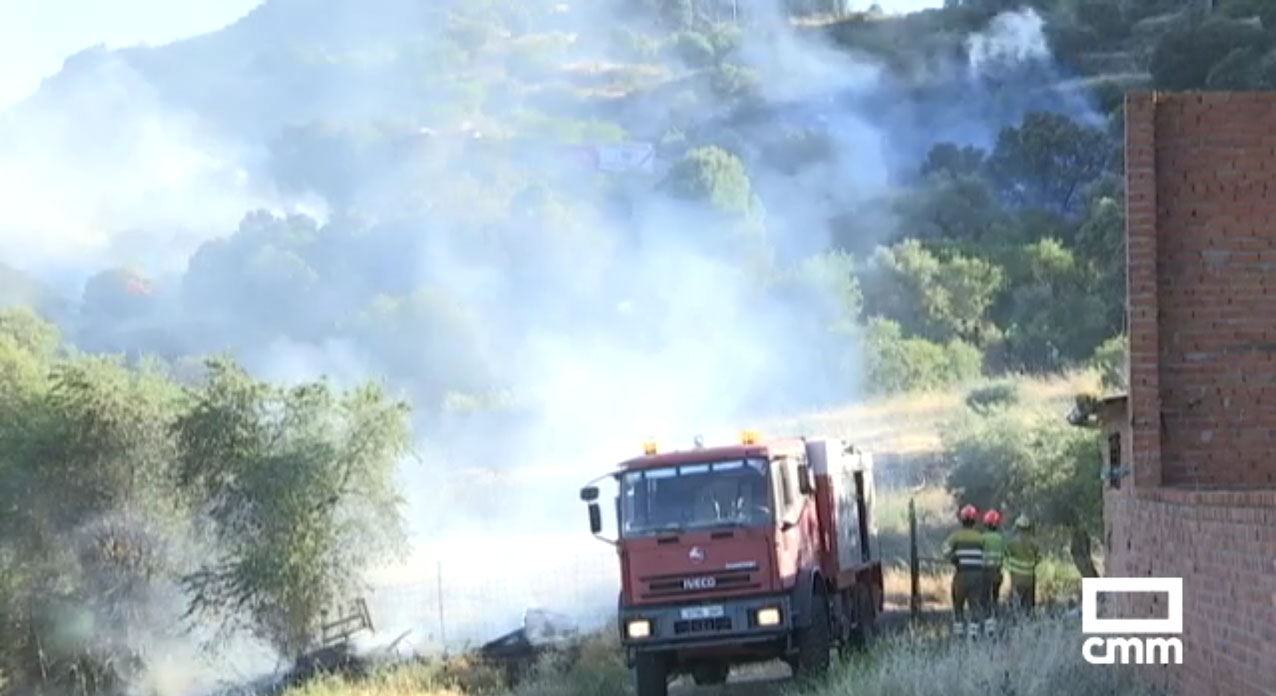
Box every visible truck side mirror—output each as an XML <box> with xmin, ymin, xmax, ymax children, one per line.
<box><xmin>588</xmin><ymin>503</ymin><xmax>603</xmax><ymax>534</ymax></box>
<box><xmin>581</xmin><ymin>486</ymin><xmax>599</xmax><ymax>502</ymax></box>
<box><xmin>797</xmin><ymin>463</ymin><xmax>813</xmax><ymax>495</ymax></box>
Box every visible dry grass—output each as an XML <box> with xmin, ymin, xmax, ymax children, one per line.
<box><xmin>291</xmin><ymin>617</ymin><xmax>1160</xmax><ymax>696</ymax></box>
<box><xmin>282</xmin><ymin>633</ymin><xmax>628</xmax><ymax>696</ymax></box>
<box><xmin>883</xmin><ymin>566</ymin><xmax>951</xmax><ymax>611</ymax></box>
<box><xmin>763</xmin><ymin>371</ymin><xmax>1100</xmax><ymax>455</ymax></box>
<box><xmin>790</xmin><ymin>616</ymin><xmax>1164</xmax><ymax>696</ymax></box>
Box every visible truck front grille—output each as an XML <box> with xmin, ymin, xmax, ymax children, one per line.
<box><xmin>640</xmin><ymin>571</ymin><xmax>761</xmax><ymax>600</ymax></box>
<box><xmin>674</xmin><ymin>617</ymin><xmax>732</xmax><ymax>635</ymax></box>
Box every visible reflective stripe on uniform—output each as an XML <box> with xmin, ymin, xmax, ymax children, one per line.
<box><xmin>1005</xmin><ymin>557</ymin><xmax>1035</xmax><ymax>575</ymax></box>
<box><xmin>983</xmin><ymin>531</ymin><xmax>1006</xmax><ymax>569</ymax></box>
<box><xmin>1005</xmin><ymin>534</ymin><xmax>1039</xmax><ymax>577</ymax></box>
<box><xmin>944</xmin><ymin>528</ymin><xmax>987</xmax><ymax>570</ymax></box>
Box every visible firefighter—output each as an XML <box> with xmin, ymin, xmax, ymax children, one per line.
<box><xmin>1005</xmin><ymin>515</ymin><xmax>1041</xmax><ymax>614</ymax></box>
<box><xmin>941</xmin><ymin>504</ymin><xmax>986</xmax><ymax>638</ymax></box>
<box><xmin>981</xmin><ymin>509</ymin><xmax>1006</xmax><ymax>636</ymax></box>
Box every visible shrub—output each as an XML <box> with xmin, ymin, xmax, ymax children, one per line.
<box><xmin>1088</xmin><ymin>334</ymin><xmax>1127</xmax><ymax>392</ymax></box>
<box><xmin>709</xmin><ymin>63</ymin><xmax>762</xmax><ymax>102</ymax></box>
<box><xmin>963</xmin><ymin>379</ymin><xmax>1021</xmax><ymax>414</ymax></box>
<box><xmin>862</xmin><ymin>317</ymin><xmax>983</xmax><ymax>395</ymax></box>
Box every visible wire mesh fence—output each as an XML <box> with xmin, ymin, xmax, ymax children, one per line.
<box><xmin>361</xmin><ymin>545</ymin><xmax>621</xmax><ymax>656</ymax></box>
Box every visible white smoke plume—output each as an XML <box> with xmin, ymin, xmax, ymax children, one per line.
<box><xmin>965</xmin><ymin>7</ymin><xmax>1052</xmax><ymax>75</ymax></box>
<box><xmin>0</xmin><ymin>46</ymin><xmax>322</xmax><ymax>285</ymax></box>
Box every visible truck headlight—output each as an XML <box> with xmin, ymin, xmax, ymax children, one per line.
<box><xmin>755</xmin><ymin>607</ymin><xmax>781</xmax><ymax>626</ymax></box>
<box><xmin>626</xmin><ymin>619</ymin><xmax>651</xmax><ymax>639</ymax></box>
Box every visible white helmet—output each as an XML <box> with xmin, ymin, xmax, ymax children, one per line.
<box><xmin>1015</xmin><ymin>515</ymin><xmax>1032</xmax><ymax>529</ymax></box>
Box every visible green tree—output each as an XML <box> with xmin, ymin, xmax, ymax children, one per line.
<box><xmin>861</xmin><ymin>317</ymin><xmax>982</xmax><ymax>395</ymax></box>
<box><xmin>860</xmin><ymin>239</ymin><xmax>1005</xmax><ymax>347</ymax></box>
<box><xmin>183</xmin><ymin>211</ymin><xmax>333</xmax><ymax>337</ymax></box>
<box><xmin>893</xmin><ymin>174</ymin><xmax>1015</xmax><ymax>249</ymax></box>
<box><xmin>174</xmin><ymin>358</ymin><xmax>410</xmax><ymax>656</ymax></box>
<box><xmin>708</xmin><ymin>63</ymin><xmax>762</xmax><ymax>104</ymax></box>
<box><xmin>1090</xmin><ymin>334</ymin><xmax>1128</xmax><ymax>392</ymax></box>
<box><xmin>993</xmin><ymin>238</ymin><xmax>1112</xmax><ymax>372</ymax></box>
<box><xmin>661</xmin><ymin>146</ymin><xmax>754</xmax><ymax>216</ymax></box>
<box><xmin>920</xmin><ymin>143</ymin><xmax>986</xmax><ymax>180</ymax></box>
<box><xmin>0</xmin><ymin>337</ymin><xmax>187</xmax><ymax>693</ymax></box>
<box><xmin>983</xmin><ymin>112</ymin><xmax>1115</xmax><ymax>216</ymax></box>
<box><xmin>1150</xmin><ymin>18</ymin><xmax>1268</xmax><ymax>90</ymax></box>
<box><xmin>944</xmin><ymin>411</ymin><xmax>1102</xmax><ymax>578</ymax></box>
<box><xmin>1073</xmin><ymin>183</ymin><xmax>1126</xmax><ymax>332</ymax></box>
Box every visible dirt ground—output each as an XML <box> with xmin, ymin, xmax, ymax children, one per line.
<box><xmin>669</xmin><ymin>666</ymin><xmax>790</xmax><ymax>696</ymax></box>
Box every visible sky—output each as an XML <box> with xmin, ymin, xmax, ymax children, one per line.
<box><xmin>0</xmin><ymin>0</ymin><xmax>264</xmax><ymax>108</ymax></box>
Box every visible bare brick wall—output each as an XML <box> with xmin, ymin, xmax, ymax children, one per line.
<box><xmin>1104</xmin><ymin>490</ymin><xmax>1276</xmax><ymax>695</ymax></box>
<box><xmin>1134</xmin><ymin>92</ymin><xmax>1276</xmax><ymax>488</ymax></box>
<box><xmin>1107</xmin><ymin>92</ymin><xmax>1276</xmax><ymax>696</ymax></box>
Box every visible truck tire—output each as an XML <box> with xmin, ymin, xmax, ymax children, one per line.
<box><xmin>634</xmin><ymin>652</ymin><xmax>668</xmax><ymax>696</ymax></box>
<box><xmin>691</xmin><ymin>661</ymin><xmax>729</xmax><ymax>686</ymax></box>
<box><xmin>793</xmin><ymin>587</ymin><xmax>832</xmax><ymax>680</ymax></box>
<box><xmin>843</xmin><ymin>584</ymin><xmax>877</xmax><ymax>654</ymax></box>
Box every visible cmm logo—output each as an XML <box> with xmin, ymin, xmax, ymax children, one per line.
<box><xmin>1081</xmin><ymin>577</ymin><xmax>1184</xmax><ymax>665</ymax></box>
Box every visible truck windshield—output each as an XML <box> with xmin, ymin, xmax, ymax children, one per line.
<box><xmin>619</xmin><ymin>458</ymin><xmax>772</xmax><ymax>537</ymax></box>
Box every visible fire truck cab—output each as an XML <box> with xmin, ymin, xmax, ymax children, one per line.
<box><xmin>580</xmin><ymin>432</ymin><xmax>883</xmax><ymax>695</ymax></box>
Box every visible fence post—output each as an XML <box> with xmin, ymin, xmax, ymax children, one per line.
<box><xmin>437</xmin><ymin>559</ymin><xmax>447</xmax><ymax>657</ymax></box>
<box><xmin>909</xmin><ymin>497</ymin><xmax>920</xmax><ymax>622</ymax></box>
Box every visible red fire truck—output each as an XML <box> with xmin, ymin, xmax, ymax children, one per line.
<box><xmin>579</xmin><ymin>432</ymin><xmax>883</xmax><ymax>695</ymax></box>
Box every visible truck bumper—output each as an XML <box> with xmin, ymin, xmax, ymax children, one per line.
<box><xmin>618</xmin><ymin>594</ymin><xmax>792</xmax><ymax>657</ymax></box>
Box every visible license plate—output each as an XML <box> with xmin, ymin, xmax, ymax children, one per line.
<box><xmin>680</xmin><ymin>605</ymin><xmax>724</xmax><ymax>620</ymax></box>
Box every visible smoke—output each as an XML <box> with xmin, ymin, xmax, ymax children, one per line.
<box><xmin>965</xmin><ymin>7</ymin><xmax>1052</xmax><ymax>75</ymax></box>
<box><xmin>0</xmin><ymin>45</ymin><xmax>322</xmax><ymax>285</ymax></box>
<box><xmin>0</xmin><ymin>0</ymin><xmax>1105</xmax><ymax>688</ymax></box>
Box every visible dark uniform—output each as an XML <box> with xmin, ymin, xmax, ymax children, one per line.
<box><xmin>941</xmin><ymin>524</ymin><xmax>986</xmax><ymax>638</ymax></box>
<box><xmin>981</xmin><ymin>525</ymin><xmax>1006</xmax><ymax>634</ymax></box>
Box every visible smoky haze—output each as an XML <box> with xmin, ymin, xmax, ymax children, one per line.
<box><xmin>0</xmin><ymin>0</ymin><xmax>1099</xmax><ymax>686</ymax></box>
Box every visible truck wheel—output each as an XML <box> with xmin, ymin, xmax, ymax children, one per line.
<box><xmin>842</xmin><ymin>584</ymin><xmax>877</xmax><ymax>655</ymax></box>
<box><xmin>634</xmin><ymin>652</ymin><xmax>668</xmax><ymax>696</ymax></box>
<box><xmin>794</xmin><ymin>588</ymin><xmax>832</xmax><ymax>680</ymax></box>
<box><xmin>691</xmin><ymin>661</ymin><xmax>730</xmax><ymax>686</ymax></box>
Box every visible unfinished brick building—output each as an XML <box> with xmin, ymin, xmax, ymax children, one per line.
<box><xmin>1099</xmin><ymin>92</ymin><xmax>1276</xmax><ymax>695</ymax></box>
